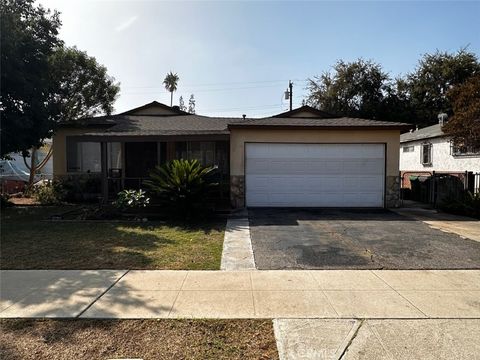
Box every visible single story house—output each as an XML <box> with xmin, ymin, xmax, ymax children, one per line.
<box><xmin>400</xmin><ymin>119</ymin><xmax>480</xmax><ymax>174</ymax></box>
<box><xmin>53</xmin><ymin>101</ymin><xmax>410</xmax><ymax>208</ymax></box>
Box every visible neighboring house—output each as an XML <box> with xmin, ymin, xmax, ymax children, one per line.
<box><xmin>0</xmin><ymin>142</ymin><xmax>53</xmax><ymax>193</ymax></box>
<box><xmin>400</xmin><ymin>119</ymin><xmax>480</xmax><ymax>174</ymax></box>
<box><xmin>53</xmin><ymin>101</ymin><xmax>410</xmax><ymax>208</ymax></box>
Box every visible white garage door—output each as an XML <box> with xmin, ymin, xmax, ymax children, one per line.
<box><xmin>245</xmin><ymin>143</ymin><xmax>385</xmax><ymax>207</ymax></box>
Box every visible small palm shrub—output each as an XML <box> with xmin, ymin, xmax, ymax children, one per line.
<box><xmin>114</xmin><ymin>189</ymin><xmax>150</xmax><ymax>210</ymax></box>
<box><xmin>145</xmin><ymin>159</ymin><xmax>218</xmax><ymax>218</ymax></box>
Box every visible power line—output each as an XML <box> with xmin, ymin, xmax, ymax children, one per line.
<box><xmin>123</xmin><ymin>78</ymin><xmax>308</xmax><ymax>89</ymax></box>
<box><xmin>199</xmin><ymin>103</ymin><xmax>284</xmax><ymax>112</ymax></box>
<box><xmin>121</xmin><ymin>83</ymin><xmax>297</xmax><ymax>95</ymax></box>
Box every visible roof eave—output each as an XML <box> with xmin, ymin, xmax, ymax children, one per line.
<box><xmin>400</xmin><ymin>134</ymin><xmax>446</xmax><ymax>143</ymax></box>
<box><xmin>228</xmin><ymin>124</ymin><xmax>412</xmax><ymax>131</ymax></box>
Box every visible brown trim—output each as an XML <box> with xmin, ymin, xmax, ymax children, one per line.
<box><xmin>67</xmin><ymin>134</ymin><xmax>229</xmax><ymax>142</ymax></box>
<box><xmin>229</xmin><ymin>124</ymin><xmax>411</xmax><ymax>131</ymax></box>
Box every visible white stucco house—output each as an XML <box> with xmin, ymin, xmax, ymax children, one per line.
<box><xmin>400</xmin><ymin>120</ymin><xmax>480</xmax><ymax>174</ymax></box>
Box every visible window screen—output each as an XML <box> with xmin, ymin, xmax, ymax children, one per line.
<box><xmin>67</xmin><ymin>140</ymin><xmax>101</xmax><ymax>173</ymax></box>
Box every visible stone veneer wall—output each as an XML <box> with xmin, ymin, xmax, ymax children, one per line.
<box><xmin>231</xmin><ymin>174</ymin><xmax>400</xmax><ymax>209</ymax></box>
<box><xmin>386</xmin><ymin>175</ymin><xmax>401</xmax><ymax>208</ymax></box>
<box><xmin>230</xmin><ymin>175</ymin><xmax>245</xmax><ymax>208</ymax></box>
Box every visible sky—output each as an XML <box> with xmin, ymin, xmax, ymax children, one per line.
<box><xmin>37</xmin><ymin>0</ymin><xmax>480</xmax><ymax>118</ymax></box>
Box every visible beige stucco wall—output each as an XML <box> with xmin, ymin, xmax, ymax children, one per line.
<box><xmin>52</xmin><ymin>127</ymin><xmax>104</xmax><ymax>176</ymax></box>
<box><xmin>229</xmin><ymin>128</ymin><xmax>401</xmax><ymax>177</ymax></box>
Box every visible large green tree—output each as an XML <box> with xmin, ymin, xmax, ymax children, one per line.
<box><xmin>48</xmin><ymin>46</ymin><xmax>120</xmax><ymax>122</ymax></box>
<box><xmin>399</xmin><ymin>49</ymin><xmax>480</xmax><ymax>126</ymax></box>
<box><xmin>306</xmin><ymin>59</ymin><xmax>393</xmax><ymax>120</ymax></box>
<box><xmin>442</xmin><ymin>74</ymin><xmax>480</xmax><ymax>149</ymax></box>
<box><xmin>1</xmin><ymin>0</ymin><xmax>120</xmax><ymax>187</ymax></box>
<box><xmin>1</xmin><ymin>0</ymin><xmax>61</xmax><ymax>157</ymax></box>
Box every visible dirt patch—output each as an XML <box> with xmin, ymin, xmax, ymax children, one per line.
<box><xmin>7</xmin><ymin>197</ymin><xmax>39</xmax><ymax>206</ymax></box>
<box><xmin>0</xmin><ymin>319</ymin><xmax>278</xmax><ymax>360</ymax></box>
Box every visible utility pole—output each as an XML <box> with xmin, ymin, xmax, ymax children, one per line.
<box><xmin>284</xmin><ymin>81</ymin><xmax>293</xmax><ymax>111</ymax></box>
<box><xmin>289</xmin><ymin>81</ymin><xmax>293</xmax><ymax>111</ymax></box>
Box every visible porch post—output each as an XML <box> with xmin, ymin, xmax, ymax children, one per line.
<box><xmin>101</xmin><ymin>141</ymin><xmax>108</xmax><ymax>204</ymax></box>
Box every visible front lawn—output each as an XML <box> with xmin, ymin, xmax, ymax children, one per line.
<box><xmin>0</xmin><ymin>319</ymin><xmax>278</xmax><ymax>360</ymax></box>
<box><xmin>0</xmin><ymin>206</ymin><xmax>225</xmax><ymax>269</ymax></box>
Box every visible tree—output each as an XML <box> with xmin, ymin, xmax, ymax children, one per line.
<box><xmin>48</xmin><ymin>47</ymin><xmax>120</xmax><ymax>122</ymax></box>
<box><xmin>306</xmin><ymin>59</ymin><xmax>391</xmax><ymax>120</ymax></box>
<box><xmin>163</xmin><ymin>71</ymin><xmax>179</xmax><ymax>107</ymax></box>
<box><xmin>1</xmin><ymin>0</ymin><xmax>61</xmax><ymax>157</ymax></box>
<box><xmin>1</xmin><ymin>0</ymin><xmax>120</xmax><ymax>188</ymax></box>
<box><xmin>188</xmin><ymin>94</ymin><xmax>196</xmax><ymax>114</ymax></box>
<box><xmin>442</xmin><ymin>74</ymin><xmax>480</xmax><ymax>149</ymax></box>
<box><xmin>23</xmin><ymin>46</ymin><xmax>120</xmax><ymax>187</ymax></box>
<box><xmin>178</xmin><ymin>96</ymin><xmax>186</xmax><ymax>111</ymax></box>
<box><xmin>400</xmin><ymin>49</ymin><xmax>480</xmax><ymax>126</ymax></box>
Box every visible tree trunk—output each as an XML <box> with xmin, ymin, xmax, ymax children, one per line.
<box><xmin>170</xmin><ymin>91</ymin><xmax>173</xmax><ymax>107</ymax></box>
<box><xmin>26</xmin><ymin>147</ymin><xmax>37</xmax><ymax>192</ymax></box>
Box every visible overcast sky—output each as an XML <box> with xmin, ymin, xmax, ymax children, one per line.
<box><xmin>37</xmin><ymin>0</ymin><xmax>479</xmax><ymax>118</ymax></box>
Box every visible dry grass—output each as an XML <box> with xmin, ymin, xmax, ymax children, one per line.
<box><xmin>0</xmin><ymin>206</ymin><xmax>225</xmax><ymax>269</ymax></box>
<box><xmin>0</xmin><ymin>319</ymin><xmax>278</xmax><ymax>360</ymax></box>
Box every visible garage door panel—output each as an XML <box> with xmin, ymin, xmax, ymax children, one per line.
<box><xmin>342</xmin><ymin>159</ymin><xmax>384</xmax><ymax>174</ymax></box>
<box><xmin>245</xmin><ymin>143</ymin><xmax>385</xmax><ymax>207</ymax></box>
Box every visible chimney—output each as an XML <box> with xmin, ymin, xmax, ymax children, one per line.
<box><xmin>242</xmin><ymin>114</ymin><xmax>246</xmax><ymax>120</ymax></box>
<box><xmin>438</xmin><ymin>113</ymin><xmax>448</xmax><ymax>125</ymax></box>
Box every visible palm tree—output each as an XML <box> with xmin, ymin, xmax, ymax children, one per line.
<box><xmin>163</xmin><ymin>71</ymin><xmax>180</xmax><ymax>106</ymax></box>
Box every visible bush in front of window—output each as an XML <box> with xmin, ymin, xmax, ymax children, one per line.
<box><xmin>145</xmin><ymin>159</ymin><xmax>218</xmax><ymax>219</ymax></box>
<box><xmin>55</xmin><ymin>175</ymin><xmax>102</xmax><ymax>202</ymax></box>
<box><xmin>33</xmin><ymin>181</ymin><xmax>65</xmax><ymax>205</ymax></box>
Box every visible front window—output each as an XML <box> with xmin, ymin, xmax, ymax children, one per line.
<box><xmin>451</xmin><ymin>141</ymin><xmax>480</xmax><ymax>156</ymax></box>
<box><xmin>403</xmin><ymin>146</ymin><xmax>414</xmax><ymax>153</ymax></box>
<box><xmin>175</xmin><ymin>141</ymin><xmax>228</xmax><ymax>173</ymax></box>
<box><xmin>67</xmin><ymin>140</ymin><xmax>101</xmax><ymax>173</ymax></box>
<box><xmin>421</xmin><ymin>143</ymin><xmax>432</xmax><ymax>166</ymax></box>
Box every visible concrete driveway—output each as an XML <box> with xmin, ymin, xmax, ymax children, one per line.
<box><xmin>248</xmin><ymin>208</ymin><xmax>480</xmax><ymax>270</ymax></box>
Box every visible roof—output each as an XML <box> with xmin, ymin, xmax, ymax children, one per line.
<box><xmin>400</xmin><ymin>124</ymin><xmax>444</xmax><ymax>143</ymax></box>
<box><xmin>119</xmin><ymin>101</ymin><xmax>189</xmax><ymax>116</ymax></box>
<box><xmin>61</xmin><ymin>101</ymin><xmax>412</xmax><ymax>137</ymax></box>
<box><xmin>272</xmin><ymin>105</ymin><xmax>335</xmax><ymax>118</ymax></box>
<box><xmin>228</xmin><ymin>116</ymin><xmax>411</xmax><ymax>130</ymax></box>
<box><xmin>83</xmin><ymin>114</ymin><xmax>248</xmax><ymax>137</ymax></box>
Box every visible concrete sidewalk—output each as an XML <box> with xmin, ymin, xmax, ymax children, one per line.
<box><xmin>1</xmin><ymin>269</ymin><xmax>479</xmax><ymax>319</ymax></box>
<box><xmin>393</xmin><ymin>208</ymin><xmax>480</xmax><ymax>242</ymax></box>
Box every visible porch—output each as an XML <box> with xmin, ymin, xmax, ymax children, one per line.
<box><xmin>65</xmin><ymin>136</ymin><xmax>230</xmax><ymax>203</ymax></box>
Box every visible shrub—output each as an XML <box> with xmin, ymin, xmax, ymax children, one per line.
<box><xmin>145</xmin><ymin>159</ymin><xmax>218</xmax><ymax>219</ymax></box>
<box><xmin>440</xmin><ymin>190</ymin><xmax>480</xmax><ymax>219</ymax></box>
<box><xmin>33</xmin><ymin>182</ymin><xmax>64</xmax><ymax>205</ymax></box>
<box><xmin>1</xmin><ymin>193</ymin><xmax>12</xmax><ymax>208</ymax></box>
<box><xmin>114</xmin><ymin>189</ymin><xmax>150</xmax><ymax>210</ymax></box>
<box><xmin>55</xmin><ymin>175</ymin><xmax>101</xmax><ymax>202</ymax></box>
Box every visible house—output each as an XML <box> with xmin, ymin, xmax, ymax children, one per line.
<box><xmin>400</xmin><ymin>118</ymin><xmax>480</xmax><ymax>184</ymax></box>
<box><xmin>52</xmin><ymin>101</ymin><xmax>410</xmax><ymax>208</ymax></box>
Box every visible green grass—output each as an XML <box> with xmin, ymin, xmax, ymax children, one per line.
<box><xmin>0</xmin><ymin>206</ymin><xmax>225</xmax><ymax>270</ymax></box>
